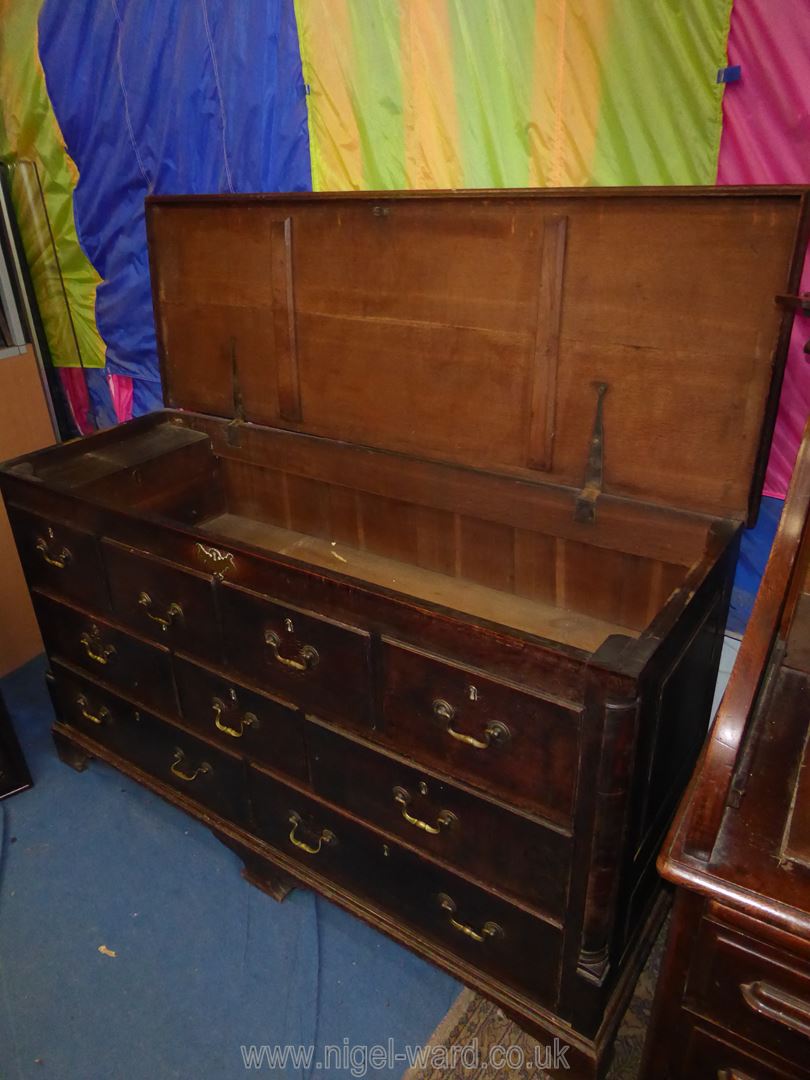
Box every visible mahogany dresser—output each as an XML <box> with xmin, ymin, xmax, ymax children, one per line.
<box><xmin>1</xmin><ymin>189</ymin><xmax>807</xmax><ymax>1078</ymax></box>
<box><xmin>641</xmin><ymin>418</ymin><xmax>810</xmax><ymax>1080</ymax></box>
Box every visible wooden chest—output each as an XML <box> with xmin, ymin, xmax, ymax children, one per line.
<box><xmin>641</xmin><ymin>414</ymin><xmax>810</xmax><ymax>1079</ymax></box>
<box><xmin>1</xmin><ymin>188</ymin><xmax>807</xmax><ymax>1077</ymax></box>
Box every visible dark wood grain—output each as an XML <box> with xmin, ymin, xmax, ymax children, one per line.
<box><xmin>3</xmin><ymin>186</ymin><xmax>805</xmax><ymax>1080</ymax></box>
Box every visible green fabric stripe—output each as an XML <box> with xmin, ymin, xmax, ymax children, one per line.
<box><xmin>447</xmin><ymin>0</ymin><xmax>537</xmax><ymax>188</ymax></box>
<box><xmin>347</xmin><ymin>1</ymin><xmax>406</xmax><ymax>189</ymax></box>
<box><xmin>589</xmin><ymin>0</ymin><xmax>733</xmax><ymax>184</ymax></box>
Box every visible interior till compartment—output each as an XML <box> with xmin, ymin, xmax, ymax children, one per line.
<box><xmin>30</xmin><ymin>417</ymin><xmax>716</xmax><ymax>654</ymax></box>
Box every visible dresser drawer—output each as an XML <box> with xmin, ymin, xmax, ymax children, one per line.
<box><xmin>101</xmin><ymin>540</ymin><xmax>220</xmax><ymax>660</ymax></box>
<box><xmin>380</xmin><ymin>640</ymin><xmax>580</xmax><ymax>824</ymax></box>
<box><xmin>33</xmin><ymin>592</ymin><xmax>176</xmax><ymax>715</ymax></box>
<box><xmin>220</xmin><ymin>583</ymin><xmax>371</xmax><ymax>729</ymax></box>
<box><xmin>174</xmin><ymin>656</ymin><xmax>308</xmax><ymax>782</ymax></box>
<box><xmin>307</xmin><ymin>719</ymin><xmax>571</xmax><ymax>918</ymax></box>
<box><xmin>249</xmin><ymin>765</ymin><xmax>562</xmax><ymax>1006</ymax></box>
<box><xmin>686</xmin><ymin>917</ymin><xmax>810</xmax><ymax>1068</ymax></box>
<box><xmin>680</xmin><ymin>1018</ymin><xmax>809</xmax><ymax>1080</ymax></box>
<box><xmin>8</xmin><ymin>504</ymin><xmax>109</xmax><ymax>612</ymax></box>
<box><xmin>49</xmin><ymin>663</ymin><xmax>248</xmax><ymax>826</ymax></box>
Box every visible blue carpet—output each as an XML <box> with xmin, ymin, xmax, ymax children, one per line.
<box><xmin>0</xmin><ymin>657</ymin><xmax>459</xmax><ymax>1080</ymax></box>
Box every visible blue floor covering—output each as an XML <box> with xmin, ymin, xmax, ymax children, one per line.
<box><xmin>0</xmin><ymin>656</ymin><xmax>459</xmax><ymax>1080</ymax></box>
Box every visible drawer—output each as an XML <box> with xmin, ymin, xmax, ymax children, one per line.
<box><xmin>380</xmin><ymin>640</ymin><xmax>581</xmax><ymax>824</ymax></box>
<box><xmin>307</xmin><ymin>719</ymin><xmax>571</xmax><ymax>917</ymax></box>
<box><xmin>220</xmin><ymin>583</ymin><xmax>371</xmax><ymax>729</ymax></box>
<box><xmin>174</xmin><ymin>656</ymin><xmax>308</xmax><ymax>781</ymax></box>
<box><xmin>687</xmin><ymin>917</ymin><xmax>810</xmax><ymax>1068</ymax></box>
<box><xmin>49</xmin><ymin>663</ymin><xmax>248</xmax><ymax>826</ymax></box>
<box><xmin>101</xmin><ymin>539</ymin><xmax>220</xmax><ymax>660</ymax></box>
<box><xmin>248</xmin><ymin>765</ymin><xmax>562</xmax><ymax>1007</ymax></box>
<box><xmin>8</xmin><ymin>504</ymin><xmax>109</xmax><ymax>612</ymax></box>
<box><xmin>33</xmin><ymin>592</ymin><xmax>176</xmax><ymax>715</ymax></box>
<box><xmin>680</xmin><ymin>1018</ymin><xmax>808</xmax><ymax>1079</ymax></box>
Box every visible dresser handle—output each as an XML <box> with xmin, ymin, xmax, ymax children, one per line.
<box><xmin>80</xmin><ymin>626</ymin><xmax>116</xmax><ymax>666</ymax></box>
<box><xmin>170</xmin><ymin>748</ymin><xmax>211</xmax><ymax>783</ymax></box>
<box><xmin>138</xmin><ymin>591</ymin><xmax>183</xmax><ymax>631</ymax></box>
<box><xmin>437</xmin><ymin>893</ymin><xmax>504</xmax><ymax>944</ymax></box>
<box><xmin>264</xmin><ymin>631</ymin><xmax>319</xmax><ymax>672</ymax></box>
<box><xmin>36</xmin><ymin>534</ymin><xmax>71</xmax><ymax>569</ymax></box>
<box><xmin>288</xmin><ymin>811</ymin><xmax>336</xmax><ymax>854</ymax></box>
<box><xmin>741</xmin><ymin>980</ymin><xmax>810</xmax><ymax>1040</ymax></box>
<box><xmin>212</xmin><ymin>696</ymin><xmax>257</xmax><ymax>739</ymax></box>
<box><xmin>75</xmin><ymin>694</ymin><xmax>109</xmax><ymax>726</ymax></box>
<box><xmin>393</xmin><ymin>786</ymin><xmax>457</xmax><ymax>835</ymax></box>
<box><xmin>432</xmin><ymin>700</ymin><xmax>510</xmax><ymax>750</ymax></box>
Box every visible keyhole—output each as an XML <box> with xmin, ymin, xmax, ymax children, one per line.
<box><xmin>468</xmin><ymin>685</ymin><xmax>478</xmax><ymax>702</ymax></box>
<box><xmin>418</xmin><ymin>780</ymin><xmax>429</xmax><ymax>797</ymax></box>
<box><xmin>284</xmin><ymin>618</ymin><xmax>294</xmax><ymax>634</ymax></box>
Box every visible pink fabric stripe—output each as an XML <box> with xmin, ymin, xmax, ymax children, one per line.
<box><xmin>58</xmin><ymin>367</ymin><xmax>94</xmax><ymax>435</ymax></box>
<box><xmin>108</xmin><ymin>373</ymin><xmax>134</xmax><ymax>423</ymax></box>
<box><xmin>717</xmin><ymin>0</ymin><xmax>810</xmax><ymax>498</ymax></box>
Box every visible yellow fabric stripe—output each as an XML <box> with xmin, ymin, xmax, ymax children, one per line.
<box><xmin>0</xmin><ymin>0</ymin><xmax>105</xmax><ymax>368</ymax></box>
<box><xmin>528</xmin><ymin>1</ymin><xmax>614</xmax><ymax>187</ymax></box>
<box><xmin>294</xmin><ymin>0</ymin><xmax>364</xmax><ymax>190</ymax></box>
<box><xmin>400</xmin><ymin>0</ymin><xmax>462</xmax><ymax>190</ymax></box>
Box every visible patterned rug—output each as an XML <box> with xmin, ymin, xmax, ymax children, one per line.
<box><xmin>404</xmin><ymin>922</ymin><xmax>666</xmax><ymax>1079</ymax></box>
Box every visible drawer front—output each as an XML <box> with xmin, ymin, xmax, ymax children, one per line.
<box><xmin>380</xmin><ymin>640</ymin><xmax>580</xmax><ymax>823</ymax></box>
<box><xmin>681</xmin><ymin>1019</ymin><xmax>808</xmax><ymax>1080</ymax></box>
<box><xmin>49</xmin><ymin>663</ymin><xmax>248</xmax><ymax>825</ymax></box>
<box><xmin>687</xmin><ymin>918</ymin><xmax>810</xmax><ymax>1067</ymax></box>
<box><xmin>174</xmin><ymin>656</ymin><xmax>308</xmax><ymax>782</ymax></box>
<box><xmin>33</xmin><ymin>592</ymin><xmax>176</xmax><ymax>716</ymax></box>
<box><xmin>220</xmin><ymin>584</ymin><xmax>371</xmax><ymax>728</ymax></box>
<box><xmin>308</xmin><ymin>719</ymin><xmax>570</xmax><ymax>917</ymax></box>
<box><xmin>8</xmin><ymin>504</ymin><xmax>109</xmax><ymax>612</ymax></box>
<box><xmin>249</xmin><ymin>766</ymin><xmax>562</xmax><ymax>1006</ymax></box>
<box><xmin>101</xmin><ymin>540</ymin><xmax>220</xmax><ymax>660</ymax></box>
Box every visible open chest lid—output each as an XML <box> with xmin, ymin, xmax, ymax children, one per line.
<box><xmin>146</xmin><ymin>187</ymin><xmax>808</xmax><ymax>524</ymax></box>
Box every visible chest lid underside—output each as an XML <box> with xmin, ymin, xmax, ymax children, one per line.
<box><xmin>146</xmin><ymin>188</ymin><xmax>806</xmax><ymax>524</ymax></box>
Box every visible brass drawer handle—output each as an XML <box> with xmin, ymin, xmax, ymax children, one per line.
<box><xmin>76</xmin><ymin>694</ymin><xmax>110</xmax><ymax>726</ymax></box>
<box><xmin>170</xmin><ymin>748</ymin><xmax>211</xmax><ymax>782</ymax></box>
<box><xmin>264</xmin><ymin>630</ymin><xmax>319</xmax><ymax>672</ymax></box>
<box><xmin>432</xmin><ymin>700</ymin><xmax>510</xmax><ymax>750</ymax></box>
<box><xmin>437</xmin><ymin>893</ymin><xmax>504</xmax><ymax>944</ymax></box>
<box><xmin>288</xmin><ymin>811</ymin><xmax>335</xmax><ymax>854</ymax></box>
<box><xmin>212</xmin><ymin>695</ymin><xmax>257</xmax><ymax>739</ymax></box>
<box><xmin>741</xmin><ymin>979</ymin><xmax>810</xmax><ymax>1040</ymax></box>
<box><xmin>36</xmin><ymin>532</ymin><xmax>71</xmax><ymax>569</ymax></box>
<box><xmin>80</xmin><ymin>625</ymin><xmax>116</xmax><ymax>666</ymax></box>
<box><xmin>138</xmin><ymin>591</ymin><xmax>183</xmax><ymax>631</ymax></box>
<box><xmin>393</xmin><ymin>786</ymin><xmax>457</xmax><ymax>835</ymax></box>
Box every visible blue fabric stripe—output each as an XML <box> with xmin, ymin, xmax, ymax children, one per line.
<box><xmin>38</xmin><ymin>0</ymin><xmax>312</xmax><ymax>415</ymax></box>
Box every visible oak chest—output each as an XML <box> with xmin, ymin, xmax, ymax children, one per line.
<box><xmin>2</xmin><ymin>188</ymin><xmax>807</xmax><ymax>1078</ymax></box>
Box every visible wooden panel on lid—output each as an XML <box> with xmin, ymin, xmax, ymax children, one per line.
<box><xmin>147</xmin><ymin>188</ymin><xmax>807</xmax><ymax>520</ymax></box>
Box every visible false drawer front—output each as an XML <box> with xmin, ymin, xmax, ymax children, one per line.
<box><xmin>249</xmin><ymin>765</ymin><xmax>562</xmax><ymax>1007</ymax></box>
<box><xmin>307</xmin><ymin>719</ymin><xmax>570</xmax><ymax>918</ymax></box>
<box><xmin>174</xmin><ymin>655</ymin><xmax>308</xmax><ymax>782</ymax></box>
<box><xmin>680</xmin><ymin>1018</ymin><xmax>809</xmax><ymax>1080</ymax></box>
<box><xmin>8</xmin><ymin>504</ymin><xmax>109</xmax><ymax>612</ymax></box>
<box><xmin>101</xmin><ymin>539</ymin><xmax>220</xmax><ymax>661</ymax></box>
<box><xmin>219</xmin><ymin>583</ymin><xmax>371</xmax><ymax>729</ymax></box>
<box><xmin>49</xmin><ymin>662</ymin><xmax>248</xmax><ymax>826</ymax></box>
<box><xmin>380</xmin><ymin>640</ymin><xmax>581</xmax><ymax>824</ymax></box>
<box><xmin>33</xmin><ymin>592</ymin><xmax>176</xmax><ymax>716</ymax></box>
<box><xmin>686</xmin><ymin>917</ymin><xmax>810</xmax><ymax>1068</ymax></box>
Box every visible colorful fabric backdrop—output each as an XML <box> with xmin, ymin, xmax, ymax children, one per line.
<box><xmin>0</xmin><ymin>0</ymin><xmax>807</xmax><ymax>493</ymax></box>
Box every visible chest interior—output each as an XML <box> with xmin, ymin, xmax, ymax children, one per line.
<box><xmin>20</xmin><ymin>189</ymin><xmax>805</xmax><ymax>655</ymax></box>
